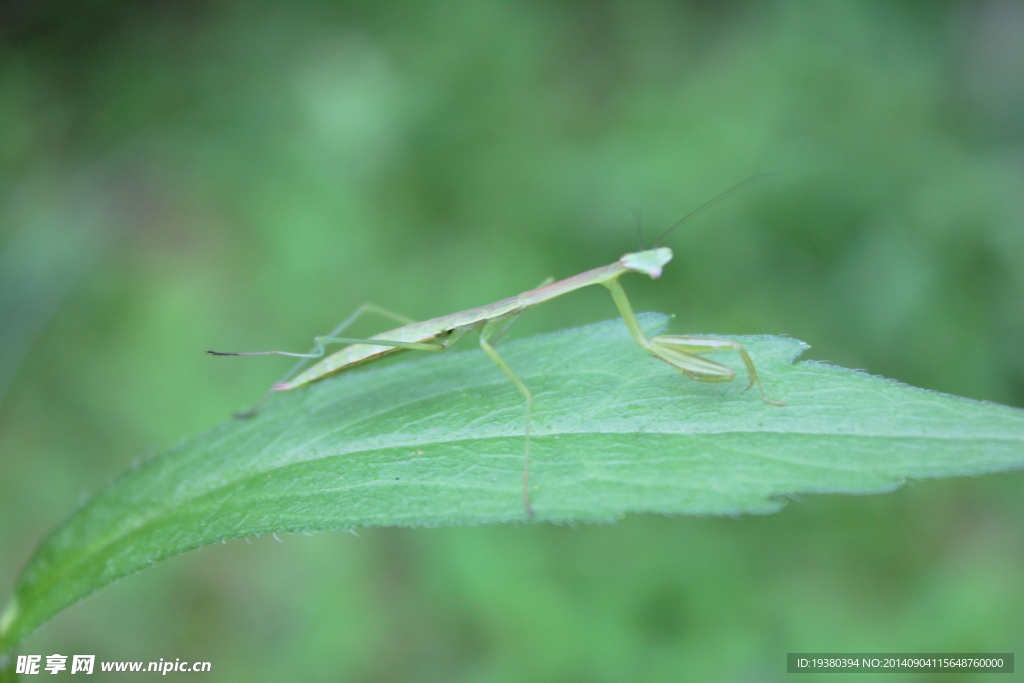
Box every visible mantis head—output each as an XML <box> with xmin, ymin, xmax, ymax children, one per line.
<box><xmin>620</xmin><ymin>247</ymin><xmax>673</xmax><ymax>279</ymax></box>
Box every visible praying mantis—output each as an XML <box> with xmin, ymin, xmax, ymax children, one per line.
<box><xmin>209</xmin><ymin>179</ymin><xmax>784</xmax><ymax>518</ymax></box>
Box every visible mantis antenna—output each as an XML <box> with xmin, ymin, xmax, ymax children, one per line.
<box><xmin>633</xmin><ymin>208</ymin><xmax>645</xmax><ymax>250</ymax></box>
<box><xmin>654</xmin><ymin>173</ymin><xmax>774</xmax><ymax>247</ymax></box>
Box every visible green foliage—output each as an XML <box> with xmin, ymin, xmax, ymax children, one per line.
<box><xmin>3</xmin><ymin>314</ymin><xmax>1023</xmax><ymax>651</ymax></box>
<box><xmin>3</xmin><ymin>1</ymin><xmax>1024</xmax><ymax>679</ymax></box>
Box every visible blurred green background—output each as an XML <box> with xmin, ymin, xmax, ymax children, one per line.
<box><xmin>2</xmin><ymin>1</ymin><xmax>1023</xmax><ymax>680</ymax></box>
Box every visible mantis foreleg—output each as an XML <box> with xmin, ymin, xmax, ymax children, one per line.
<box><xmin>602</xmin><ymin>277</ymin><xmax>783</xmax><ymax>405</ymax></box>
<box><xmin>211</xmin><ymin>303</ymin><xmax>431</xmax><ymax>417</ymax></box>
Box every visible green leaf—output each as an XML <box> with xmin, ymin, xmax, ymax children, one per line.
<box><xmin>3</xmin><ymin>313</ymin><xmax>1024</xmax><ymax>650</ymax></box>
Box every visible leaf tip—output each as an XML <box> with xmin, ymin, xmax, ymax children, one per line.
<box><xmin>0</xmin><ymin>596</ymin><xmax>18</xmax><ymax>651</ymax></box>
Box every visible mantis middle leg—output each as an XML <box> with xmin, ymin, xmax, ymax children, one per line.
<box><xmin>478</xmin><ymin>317</ymin><xmax>535</xmax><ymax>519</ymax></box>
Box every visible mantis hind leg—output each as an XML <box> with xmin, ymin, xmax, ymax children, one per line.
<box><xmin>282</xmin><ymin>303</ymin><xmax>417</xmax><ymax>381</ymax></box>
<box><xmin>321</xmin><ymin>303</ymin><xmax>416</xmax><ymax>341</ymax></box>
<box><xmin>488</xmin><ymin>277</ymin><xmax>553</xmax><ymax>347</ymax></box>
<box><xmin>478</xmin><ymin>317</ymin><xmax>535</xmax><ymax>519</ymax></box>
<box><xmin>215</xmin><ymin>303</ymin><xmax>419</xmax><ymax>418</ymax></box>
